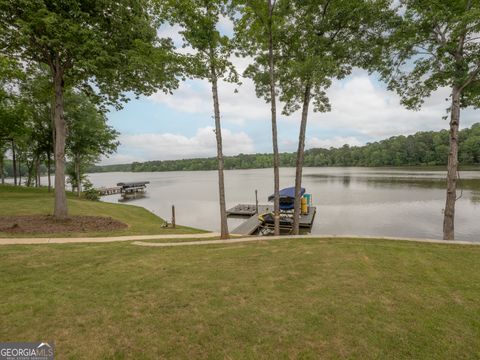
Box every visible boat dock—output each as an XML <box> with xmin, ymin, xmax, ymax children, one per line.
<box><xmin>227</xmin><ymin>204</ymin><xmax>316</xmax><ymax>235</ymax></box>
<box><xmin>227</xmin><ymin>204</ymin><xmax>274</xmax><ymax>217</ymax></box>
<box><xmin>97</xmin><ymin>181</ymin><xmax>150</xmax><ymax>199</ymax></box>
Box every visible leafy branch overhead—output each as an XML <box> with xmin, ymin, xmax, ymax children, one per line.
<box><xmin>0</xmin><ymin>0</ymin><xmax>181</xmax><ymax>109</ymax></box>
<box><xmin>159</xmin><ymin>0</ymin><xmax>239</xmax><ymax>85</ymax></box>
<box><xmin>0</xmin><ymin>0</ymin><xmax>183</xmax><ymax>218</ymax></box>
<box><xmin>378</xmin><ymin>0</ymin><xmax>480</xmax><ymax>110</ymax></box>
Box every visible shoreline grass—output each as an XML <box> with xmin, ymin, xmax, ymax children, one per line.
<box><xmin>0</xmin><ymin>185</ymin><xmax>205</xmax><ymax>237</ymax></box>
<box><xmin>0</xmin><ymin>237</ymin><xmax>479</xmax><ymax>358</ymax></box>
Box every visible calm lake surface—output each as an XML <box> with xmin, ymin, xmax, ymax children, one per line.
<box><xmin>88</xmin><ymin>167</ymin><xmax>480</xmax><ymax>241</ymax></box>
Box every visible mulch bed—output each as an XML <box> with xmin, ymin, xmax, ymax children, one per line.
<box><xmin>0</xmin><ymin>215</ymin><xmax>128</xmax><ymax>234</ymax></box>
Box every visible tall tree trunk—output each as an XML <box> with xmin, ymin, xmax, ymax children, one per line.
<box><xmin>35</xmin><ymin>156</ymin><xmax>40</xmax><ymax>187</ymax></box>
<box><xmin>47</xmin><ymin>151</ymin><xmax>52</xmax><ymax>192</ymax></box>
<box><xmin>18</xmin><ymin>160</ymin><xmax>21</xmax><ymax>186</ymax></box>
<box><xmin>292</xmin><ymin>83</ymin><xmax>312</xmax><ymax>235</ymax></box>
<box><xmin>268</xmin><ymin>0</ymin><xmax>280</xmax><ymax>236</ymax></box>
<box><xmin>210</xmin><ymin>63</ymin><xmax>229</xmax><ymax>239</ymax></box>
<box><xmin>76</xmin><ymin>157</ymin><xmax>81</xmax><ymax>197</ymax></box>
<box><xmin>49</xmin><ymin>94</ymin><xmax>55</xmax><ymax>193</ymax></box>
<box><xmin>26</xmin><ymin>160</ymin><xmax>33</xmax><ymax>187</ymax></box>
<box><xmin>11</xmin><ymin>139</ymin><xmax>17</xmax><ymax>186</ymax></box>
<box><xmin>0</xmin><ymin>151</ymin><xmax>4</xmax><ymax>185</ymax></box>
<box><xmin>52</xmin><ymin>63</ymin><xmax>68</xmax><ymax>219</ymax></box>
<box><xmin>443</xmin><ymin>85</ymin><xmax>461</xmax><ymax>240</ymax></box>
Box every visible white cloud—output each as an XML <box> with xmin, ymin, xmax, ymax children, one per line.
<box><xmin>101</xmin><ymin>126</ymin><xmax>254</xmax><ymax>164</ymax></box>
<box><xmin>149</xmin><ymin>67</ymin><xmax>479</xmax><ymax>141</ymax></box>
<box><xmin>308</xmin><ymin>136</ymin><xmax>363</xmax><ymax>149</ymax></box>
<box><xmin>151</xmin><ymin>20</ymin><xmax>267</xmax><ymax>125</ymax></box>
<box><xmin>307</xmin><ymin>72</ymin><xmax>478</xmax><ymax>139</ymax></box>
<box><xmin>149</xmin><ymin>78</ymin><xmax>269</xmax><ymax>125</ymax></box>
<box><xmin>154</xmin><ymin>15</ymin><xmax>478</xmax><ymax>144</ymax></box>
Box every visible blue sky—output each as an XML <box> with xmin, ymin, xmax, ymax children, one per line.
<box><xmin>100</xmin><ymin>22</ymin><xmax>479</xmax><ymax>165</ymax></box>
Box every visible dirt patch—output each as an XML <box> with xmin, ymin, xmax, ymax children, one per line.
<box><xmin>0</xmin><ymin>215</ymin><xmax>128</xmax><ymax>234</ymax></box>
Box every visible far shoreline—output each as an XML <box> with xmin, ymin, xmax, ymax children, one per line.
<box><xmin>86</xmin><ymin>164</ymin><xmax>480</xmax><ymax>174</ymax></box>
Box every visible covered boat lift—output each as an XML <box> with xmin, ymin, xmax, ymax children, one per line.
<box><xmin>227</xmin><ymin>187</ymin><xmax>316</xmax><ymax>235</ymax></box>
<box><xmin>116</xmin><ymin>181</ymin><xmax>150</xmax><ymax>199</ymax></box>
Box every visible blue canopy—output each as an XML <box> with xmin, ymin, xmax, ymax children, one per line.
<box><xmin>268</xmin><ymin>186</ymin><xmax>305</xmax><ymax>202</ymax></box>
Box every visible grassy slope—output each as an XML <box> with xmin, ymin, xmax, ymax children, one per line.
<box><xmin>1</xmin><ymin>238</ymin><xmax>479</xmax><ymax>359</ymax></box>
<box><xmin>0</xmin><ymin>185</ymin><xmax>204</xmax><ymax>237</ymax></box>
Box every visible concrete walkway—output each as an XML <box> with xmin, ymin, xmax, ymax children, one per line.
<box><xmin>133</xmin><ymin>234</ymin><xmax>480</xmax><ymax>247</ymax></box>
<box><xmin>0</xmin><ymin>233</ymin><xmax>477</xmax><ymax>247</ymax></box>
<box><xmin>0</xmin><ymin>232</ymin><xmax>220</xmax><ymax>245</ymax></box>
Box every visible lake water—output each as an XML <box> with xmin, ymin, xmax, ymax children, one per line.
<box><xmin>88</xmin><ymin>167</ymin><xmax>480</xmax><ymax>241</ymax></box>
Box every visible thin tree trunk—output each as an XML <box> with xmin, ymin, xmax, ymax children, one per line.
<box><xmin>11</xmin><ymin>139</ymin><xmax>17</xmax><ymax>186</ymax></box>
<box><xmin>210</xmin><ymin>63</ymin><xmax>229</xmax><ymax>239</ymax></box>
<box><xmin>50</xmin><ymin>94</ymin><xmax>55</xmax><ymax>193</ymax></box>
<box><xmin>443</xmin><ymin>85</ymin><xmax>461</xmax><ymax>240</ymax></box>
<box><xmin>35</xmin><ymin>156</ymin><xmax>40</xmax><ymax>187</ymax></box>
<box><xmin>268</xmin><ymin>0</ymin><xmax>280</xmax><ymax>236</ymax></box>
<box><xmin>18</xmin><ymin>160</ymin><xmax>21</xmax><ymax>186</ymax></box>
<box><xmin>26</xmin><ymin>160</ymin><xmax>33</xmax><ymax>187</ymax></box>
<box><xmin>292</xmin><ymin>83</ymin><xmax>312</xmax><ymax>235</ymax></box>
<box><xmin>47</xmin><ymin>151</ymin><xmax>52</xmax><ymax>192</ymax></box>
<box><xmin>0</xmin><ymin>152</ymin><xmax>4</xmax><ymax>185</ymax></box>
<box><xmin>52</xmin><ymin>63</ymin><xmax>68</xmax><ymax>219</ymax></box>
<box><xmin>76</xmin><ymin>157</ymin><xmax>81</xmax><ymax>197</ymax></box>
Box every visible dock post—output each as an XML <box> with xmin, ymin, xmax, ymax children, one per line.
<box><xmin>255</xmin><ymin>190</ymin><xmax>258</xmax><ymax>214</ymax></box>
<box><xmin>171</xmin><ymin>205</ymin><xmax>176</xmax><ymax>228</ymax></box>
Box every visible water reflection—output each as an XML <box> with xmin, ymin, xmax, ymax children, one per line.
<box><xmin>305</xmin><ymin>172</ymin><xmax>480</xmax><ymax>192</ymax></box>
<box><xmin>472</xmin><ymin>191</ymin><xmax>480</xmax><ymax>204</ymax></box>
<box><xmin>342</xmin><ymin>176</ymin><xmax>351</xmax><ymax>188</ymax></box>
<box><xmin>88</xmin><ymin>167</ymin><xmax>480</xmax><ymax>241</ymax></box>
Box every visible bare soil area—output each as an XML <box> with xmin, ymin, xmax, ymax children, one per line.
<box><xmin>0</xmin><ymin>215</ymin><xmax>128</xmax><ymax>234</ymax></box>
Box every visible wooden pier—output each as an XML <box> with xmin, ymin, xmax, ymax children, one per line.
<box><xmin>97</xmin><ymin>186</ymin><xmax>122</xmax><ymax>196</ymax></box>
<box><xmin>231</xmin><ymin>216</ymin><xmax>263</xmax><ymax>235</ymax></box>
<box><xmin>228</xmin><ymin>204</ymin><xmax>316</xmax><ymax>235</ymax></box>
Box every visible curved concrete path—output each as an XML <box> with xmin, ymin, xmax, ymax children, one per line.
<box><xmin>0</xmin><ymin>232</ymin><xmax>220</xmax><ymax>245</ymax></box>
<box><xmin>0</xmin><ymin>233</ymin><xmax>477</xmax><ymax>247</ymax></box>
<box><xmin>133</xmin><ymin>234</ymin><xmax>480</xmax><ymax>247</ymax></box>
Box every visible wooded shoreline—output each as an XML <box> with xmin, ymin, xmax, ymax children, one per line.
<box><xmin>85</xmin><ymin>123</ymin><xmax>480</xmax><ymax>173</ymax></box>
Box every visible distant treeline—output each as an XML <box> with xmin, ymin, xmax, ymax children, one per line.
<box><xmin>2</xmin><ymin>160</ymin><xmax>47</xmax><ymax>178</ymax></box>
<box><xmin>89</xmin><ymin>123</ymin><xmax>480</xmax><ymax>173</ymax></box>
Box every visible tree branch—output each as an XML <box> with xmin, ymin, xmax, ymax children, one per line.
<box><xmin>459</xmin><ymin>64</ymin><xmax>480</xmax><ymax>92</ymax></box>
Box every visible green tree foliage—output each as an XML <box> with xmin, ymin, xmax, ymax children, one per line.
<box><xmin>65</xmin><ymin>91</ymin><xmax>119</xmax><ymax>196</ymax></box>
<box><xmin>0</xmin><ymin>0</ymin><xmax>179</xmax><ymax>218</ymax></box>
<box><xmin>0</xmin><ymin>62</ymin><xmax>29</xmax><ymax>186</ymax></box>
<box><xmin>376</xmin><ymin>0</ymin><xmax>480</xmax><ymax>239</ymax></box>
<box><xmin>235</xmin><ymin>0</ymin><xmax>284</xmax><ymax>235</ymax></box>
<box><xmin>17</xmin><ymin>68</ymin><xmax>54</xmax><ymax>187</ymax></box>
<box><xmin>1</xmin><ymin>67</ymin><xmax>119</xmax><ymax>192</ymax></box>
<box><xmin>267</xmin><ymin>0</ymin><xmax>391</xmax><ymax>233</ymax></box>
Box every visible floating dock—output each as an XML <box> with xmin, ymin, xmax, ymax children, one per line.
<box><xmin>227</xmin><ymin>204</ymin><xmax>274</xmax><ymax>216</ymax></box>
<box><xmin>228</xmin><ymin>204</ymin><xmax>316</xmax><ymax>235</ymax></box>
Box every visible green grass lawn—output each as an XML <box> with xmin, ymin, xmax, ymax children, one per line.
<box><xmin>1</xmin><ymin>238</ymin><xmax>479</xmax><ymax>359</ymax></box>
<box><xmin>0</xmin><ymin>185</ymin><xmax>204</xmax><ymax>237</ymax></box>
